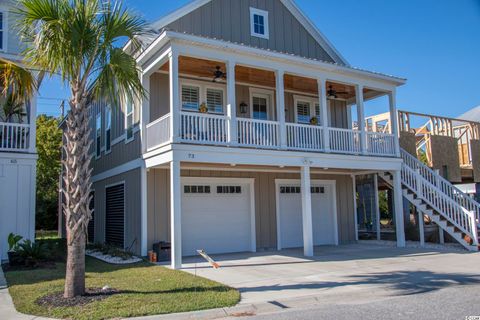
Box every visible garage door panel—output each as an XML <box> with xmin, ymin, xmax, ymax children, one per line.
<box><xmin>182</xmin><ymin>181</ymin><xmax>252</xmax><ymax>256</ymax></box>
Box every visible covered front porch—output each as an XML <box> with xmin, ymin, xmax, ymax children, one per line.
<box><xmin>141</xmin><ymin>44</ymin><xmax>401</xmax><ymax>158</ymax></box>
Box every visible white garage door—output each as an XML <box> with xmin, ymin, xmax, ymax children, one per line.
<box><xmin>182</xmin><ymin>178</ymin><xmax>254</xmax><ymax>256</ymax></box>
<box><xmin>277</xmin><ymin>181</ymin><xmax>337</xmax><ymax>249</ymax></box>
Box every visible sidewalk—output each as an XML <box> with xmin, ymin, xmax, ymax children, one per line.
<box><xmin>0</xmin><ymin>266</ymin><xmax>52</xmax><ymax>320</ymax></box>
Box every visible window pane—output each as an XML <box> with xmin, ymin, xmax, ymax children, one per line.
<box><xmin>182</xmin><ymin>85</ymin><xmax>199</xmax><ymax>110</ymax></box>
<box><xmin>297</xmin><ymin>101</ymin><xmax>310</xmax><ymax>123</ymax></box>
<box><xmin>253</xmin><ymin>96</ymin><xmax>268</xmax><ymax>120</ymax></box>
<box><xmin>206</xmin><ymin>88</ymin><xmax>223</xmax><ymax>113</ymax></box>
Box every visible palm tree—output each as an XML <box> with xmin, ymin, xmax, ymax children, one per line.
<box><xmin>0</xmin><ymin>57</ymin><xmax>36</xmax><ymax>102</ymax></box>
<box><xmin>17</xmin><ymin>0</ymin><xmax>147</xmax><ymax>298</ymax></box>
<box><xmin>0</xmin><ymin>92</ymin><xmax>27</xmax><ymax>123</ymax></box>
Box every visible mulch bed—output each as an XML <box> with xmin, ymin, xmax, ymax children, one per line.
<box><xmin>36</xmin><ymin>287</ymin><xmax>120</xmax><ymax>308</ymax></box>
<box><xmin>2</xmin><ymin>261</ymin><xmax>57</xmax><ymax>272</ymax></box>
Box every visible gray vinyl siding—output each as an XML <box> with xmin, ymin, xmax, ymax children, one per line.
<box><xmin>150</xmin><ymin>75</ymin><xmax>349</xmax><ymax>129</ymax></box>
<box><xmin>89</xmin><ymin>97</ymin><xmax>141</xmax><ymax>176</ymax></box>
<box><xmin>166</xmin><ymin>0</ymin><xmax>336</xmax><ymax>63</ymax></box>
<box><xmin>92</xmin><ymin>168</ymin><xmax>142</xmax><ymax>254</ymax></box>
<box><xmin>147</xmin><ymin>169</ymin><xmax>355</xmax><ymax>251</ymax></box>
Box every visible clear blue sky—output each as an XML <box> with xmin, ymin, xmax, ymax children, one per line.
<box><xmin>37</xmin><ymin>0</ymin><xmax>480</xmax><ymax>120</ymax></box>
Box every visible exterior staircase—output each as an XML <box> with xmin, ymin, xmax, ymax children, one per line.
<box><xmin>379</xmin><ymin>148</ymin><xmax>480</xmax><ymax>251</ymax></box>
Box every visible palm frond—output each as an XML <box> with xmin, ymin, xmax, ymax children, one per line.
<box><xmin>0</xmin><ymin>57</ymin><xmax>36</xmax><ymax>100</ymax></box>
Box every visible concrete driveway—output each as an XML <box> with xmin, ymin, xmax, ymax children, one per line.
<box><xmin>181</xmin><ymin>243</ymin><xmax>480</xmax><ymax>304</ymax></box>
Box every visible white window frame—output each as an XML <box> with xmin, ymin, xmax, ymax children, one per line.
<box><xmin>249</xmin><ymin>88</ymin><xmax>274</xmax><ymax>121</ymax></box>
<box><xmin>104</xmin><ymin>105</ymin><xmax>112</xmax><ymax>154</ymax></box>
<box><xmin>179</xmin><ymin>79</ymin><xmax>226</xmax><ymax>115</ymax></box>
<box><xmin>95</xmin><ymin>112</ymin><xmax>102</xmax><ymax>159</ymax></box>
<box><xmin>124</xmin><ymin>96</ymin><xmax>134</xmax><ymax>143</ymax></box>
<box><xmin>250</xmin><ymin>7</ymin><xmax>269</xmax><ymax>39</ymax></box>
<box><xmin>293</xmin><ymin>95</ymin><xmax>320</xmax><ymax>125</ymax></box>
<box><xmin>0</xmin><ymin>9</ymin><xmax>8</xmax><ymax>52</ymax></box>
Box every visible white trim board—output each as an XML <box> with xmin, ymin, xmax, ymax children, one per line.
<box><xmin>275</xmin><ymin>178</ymin><xmax>338</xmax><ymax>250</ymax></box>
<box><xmin>91</xmin><ymin>158</ymin><xmax>144</xmax><ymax>183</ymax></box>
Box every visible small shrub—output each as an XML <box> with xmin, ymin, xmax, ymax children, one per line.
<box><xmin>88</xmin><ymin>242</ymin><xmax>135</xmax><ymax>260</ymax></box>
<box><xmin>7</xmin><ymin>233</ymin><xmax>23</xmax><ymax>252</ymax></box>
<box><xmin>18</xmin><ymin>240</ymin><xmax>47</xmax><ymax>267</ymax></box>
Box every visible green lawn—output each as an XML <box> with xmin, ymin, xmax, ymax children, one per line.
<box><xmin>4</xmin><ymin>255</ymin><xmax>239</xmax><ymax>320</ymax></box>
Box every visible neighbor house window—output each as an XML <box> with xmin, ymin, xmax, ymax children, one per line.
<box><xmin>250</xmin><ymin>8</ymin><xmax>269</xmax><ymax>39</ymax></box>
<box><xmin>206</xmin><ymin>88</ymin><xmax>223</xmax><ymax>113</ymax></box>
<box><xmin>0</xmin><ymin>12</ymin><xmax>5</xmax><ymax>51</ymax></box>
<box><xmin>95</xmin><ymin>112</ymin><xmax>101</xmax><ymax>158</ymax></box>
<box><xmin>125</xmin><ymin>97</ymin><xmax>134</xmax><ymax>141</ymax></box>
<box><xmin>182</xmin><ymin>85</ymin><xmax>200</xmax><ymax>111</ymax></box>
<box><xmin>105</xmin><ymin>105</ymin><xmax>112</xmax><ymax>153</ymax></box>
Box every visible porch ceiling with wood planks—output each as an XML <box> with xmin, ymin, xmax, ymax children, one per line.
<box><xmin>159</xmin><ymin>56</ymin><xmax>378</xmax><ymax>100</ymax></box>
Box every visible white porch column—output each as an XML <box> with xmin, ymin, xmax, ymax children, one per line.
<box><xmin>301</xmin><ymin>164</ymin><xmax>314</xmax><ymax>257</ymax></box>
<box><xmin>351</xmin><ymin>174</ymin><xmax>359</xmax><ymax>241</ymax></box>
<box><xmin>140</xmin><ymin>165</ymin><xmax>148</xmax><ymax>256</ymax></box>
<box><xmin>418</xmin><ymin>209</ymin><xmax>425</xmax><ymax>247</ymax></box>
<box><xmin>28</xmin><ymin>95</ymin><xmax>37</xmax><ymax>153</ymax></box>
<box><xmin>227</xmin><ymin>60</ymin><xmax>237</xmax><ymax>145</ymax></box>
<box><xmin>169</xmin><ymin>51</ymin><xmax>180</xmax><ymax>143</ymax></box>
<box><xmin>389</xmin><ymin>90</ymin><xmax>401</xmax><ymax>157</ymax></box>
<box><xmin>392</xmin><ymin>170</ymin><xmax>406</xmax><ymax>247</ymax></box>
<box><xmin>140</xmin><ymin>73</ymin><xmax>150</xmax><ymax>153</ymax></box>
<box><xmin>373</xmin><ymin>173</ymin><xmax>381</xmax><ymax>241</ymax></box>
<box><xmin>355</xmin><ymin>84</ymin><xmax>367</xmax><ymax>154</ymax></box>
<box><xmin>318</xmin><ymin>78</ymin><xmax>330</xmax><ymax>152</ymax></box>
<box><xmin>170</xmin><ymin>160</ymin><xmax>182</xmax><ymax>269</ymax></box>
<box><xmin>276</xmin><ymin>70</ymin><xmax>287</xmax><ymax>148</ymax></box>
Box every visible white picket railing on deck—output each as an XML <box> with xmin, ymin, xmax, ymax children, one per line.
<box><xmin>286</xmin><ymin>123</ymin><xmax>324</xmax><ymax>151</ymax></box>
<box><xmin>329</xmin><ymin>128</ymin><xmax>360</xmax><ymax>154</ymax></box>
<box><xmin>180</xmin><ymin>112</ymin><xmax>228</xmax><ymax>144</ymax></box>
<box><xmin>367</xmin><ymin>132</ymin><xmax>396</xmax><ymax>156</ymax></box>
<box><xmin>0</xmin><ymin>122</ymin><xmax>30</xmax><ymax>152</ymax></box>
<box><xmin>237</xmin><ymin>118</ymin><xmax>279</xmax><ymax>148</ymax></box>
<box><xmin>146</xmin><ymin>114</ymin><xmax>170</xmax><ymax>151</ymax></box>
<box><xmin>401</xmin><ymin>149</ymin><xmax>479</xmax><ymax>245</ymax></box>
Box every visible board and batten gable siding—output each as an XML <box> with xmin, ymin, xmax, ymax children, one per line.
<box><xmin>165</xmin><ymin>0</ymin><xmax>336</xmax><ymax>63</ymax></box>
<box><xmin>92</xmin><ymin>168</ymin><xmax>142</xmax><ymax>254</ymax></box>
<box><xmin>150</xmin><ymin>73</ymin><xmax>349</xmax><ymax>129</ymax></box>
<box><xmin>147</xmin><ymin>169</ymin><xmax>355</xmax><ymax>250</ymax></box>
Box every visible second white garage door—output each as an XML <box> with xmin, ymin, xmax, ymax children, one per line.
<box><xmin>276</xmin><ymin>180</ymin><xmax>338</xmax><ymax>249</ymax></box>
<box><xmin>182</xmin><ymin>178</ymin><xmax>255</xmax><ymax>256</ymax></box>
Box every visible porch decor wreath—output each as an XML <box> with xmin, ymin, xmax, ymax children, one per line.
<box><xmin>309</xmin><ymin>116</ymin><xmax>318</xmax><ymax>125</ymax></box>
<box><xmin>199</xmin><ymin>102</ymin><xmax>208</xmax><ymax>113</ymax></box>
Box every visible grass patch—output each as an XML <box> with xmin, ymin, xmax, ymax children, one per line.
<box><xmin>4</xmin><ymin>245</ymin><xmax>239</xmax><ymax>319</ymax></box>
<box><xmin>35</xmin><ymin>230</ymin><xmax>60</xmax><ymax>240</ymax></box>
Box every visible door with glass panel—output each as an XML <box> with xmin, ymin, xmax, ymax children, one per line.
<box><xmin>251</xmin><ymin>93</ymin><xmax>273</xmax><ymax>146</ymax></box>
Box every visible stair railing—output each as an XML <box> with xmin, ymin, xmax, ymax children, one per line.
<box><xmin>400</xmin><ymin>148</ymin><xmax>479</xmax><ymax>245</ymax></box>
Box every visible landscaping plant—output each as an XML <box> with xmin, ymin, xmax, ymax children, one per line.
<box><xmin>17</xmin><ymin>0</ymin><xmax>147</xmax><ymax>298</ymax></box>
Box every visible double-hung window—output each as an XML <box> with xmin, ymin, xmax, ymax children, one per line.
<box><xmin>182</xmin><ymin>85</ymin><xmax>200</xmax><ymax>111</ymax></box>
<box><xmin>125</xmin><ymin>97</ymin><xmax>134</xmax><ymax>142</ymax></box>
<box><xmin>250</xmin><ymin>8</ymin><xmax>269</xmax><ymax>39</ymax></box>
<box><xmin>206</xmin><ymin>88</ymin><xmax>223</xmax><ymax>113</ymax></box>
<box><xmin>0</xmin><ymin>11</ymin><xmax>5</xmax><ymax>51</ymax></box>
<box><xmin>105</xmin><ymin>106</ymin><xmax>112</xmax><ymax>153</ymax></box>
<box><xmin>95</xmin><ymin>113</ymin><xmax>101</xmax><ymax>158</ymax></box>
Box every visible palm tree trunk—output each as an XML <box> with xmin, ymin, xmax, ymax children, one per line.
<box><xmin>62</xmin><ymin>90</ymin><xmax>92</xmax><ymax>298</ymax></box>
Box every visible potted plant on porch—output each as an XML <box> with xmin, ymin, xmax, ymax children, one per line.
<box><xmin>7</xmin><ymin>233</ymin><xmax>23</xmax><ymax>266</ymax></box>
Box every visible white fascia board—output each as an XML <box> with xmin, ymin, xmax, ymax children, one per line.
<box><xmin>150</xmin><ymin>0</ymin><xmax>212</xmax><ymax>31</ymax></box>
<box><xmin>168</xmin><ymin>32</ymin><xmax>406</xmax><ymax>88</ymax></box>
<box><xmin>166</xmin><ymin>144</ymin><xmax>403</xmax><ymax>171</ymax></box>
<box><xmin>280</xmin><ymin>0</ymin><xmax>349</xmax><ymax>66</ymax></box>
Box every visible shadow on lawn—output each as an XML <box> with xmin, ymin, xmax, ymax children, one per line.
<box><xmin>238</xmin><ymin>270</ymin><xmax>480</xmax><ymax>296</ymax></box>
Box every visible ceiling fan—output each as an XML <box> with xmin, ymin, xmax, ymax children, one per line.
<box><xmin>327</xmin><ymin>85</ymin><xmax>349</xmax><ymax>99</ymax></box>
<box><xmin>212</xmin><ymin>66</ymin><xmax>226</xmax><ymax>82</ymax></box>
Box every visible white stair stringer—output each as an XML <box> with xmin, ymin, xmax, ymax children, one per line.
<box><xmin>379</xmin><ymin>163</ymin><xmax>479</xmax><ymax>252</ymax></box>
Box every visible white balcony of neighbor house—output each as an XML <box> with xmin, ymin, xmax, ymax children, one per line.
<box><xmin>0</xmin><ymin>96</ymin><xmax>36</xmax><ymax>154</ymax></box>
<box><xmin>144</xmin><ymin>54</ymin><xmax>399</xmax><ymax>158</ymax></box>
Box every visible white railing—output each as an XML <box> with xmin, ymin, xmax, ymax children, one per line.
<box><xmin>401</xmin><ymin>149</ymin><xmax>479</xmax><ymax>245</ymax></box>
<box><xmin>367</xmin><ymin>132</ymin><xmax>396</xmax><ymax>156</ymax></box>
<box><xmin>237</xmin><ymin>118</ymin><xmax>279</xmax><ymax>148</ymax></box>
<box><xmin>0</xmin><ymin>122</ymin><xmax>30</xmax><ymax>152</ymax></box>
<box><xmin>146</xmin><ymin>114</ymin><xmax>171</xmax><ymax>151</ymax></box>
<box><xmin>286</xmin><ymin>123</ymin><xmax>324</xmax><ymax>151</ymax></box>
<box><xmin>329</xmin><ymin>128</ymin><xmax>360</xmax><ymax>154</ymax></box>
<box><xmin>180</xmin><ymin>112</ymin><xmax>228</xmax><ymax>145</ymax></box>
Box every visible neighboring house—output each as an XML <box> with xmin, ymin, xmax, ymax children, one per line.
<box><xmin>0</xmin><ymin>0</ymin><xmax>37</xmax><ymax>260</ymax></box>
<box><xmin>63</xmin><ymin>0</ymin><xmax>479</xmax><ymax>268</ymax></box>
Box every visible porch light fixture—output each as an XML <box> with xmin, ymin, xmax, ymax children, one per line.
<box><xmin>240</xmin><ymin>102</ymin><xmax>248</xmax><ymax>114</ymax></box>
